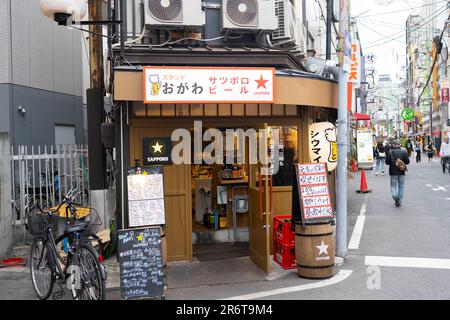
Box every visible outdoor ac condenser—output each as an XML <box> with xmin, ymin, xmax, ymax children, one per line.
<box><xmin>271</xmin><ymin>0</ymin><xmax>307</xmax><ymax>53</ymax></box>
<box><xmin>144</xmin><ymin>0</ymin><xmax>205</xmax><ymax>28</ymax></box>
<box><xmin>221</xmin><ymin>0</ymin><xmax>278</xmax><ymax>32</ymax></box>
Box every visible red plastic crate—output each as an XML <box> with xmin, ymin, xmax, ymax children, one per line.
<box><xmin>273</xmin><ymin>215</ymin><xmax>295</xmax><ymax>246</ymax></box>
<box><xmin>273</xmin><ymin>239</ymin><xmax>296</xmax><ymax>270</ymax></box>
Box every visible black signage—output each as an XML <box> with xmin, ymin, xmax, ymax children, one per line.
<box><xmin>143</xmin><ymin>137</ymin><xmax>172</xmax><ymax>165</ymax></box>
<box><xmin>118</xmin><ymin>227</ymin><xmax>165</xmax><ymax>300</ymax></box>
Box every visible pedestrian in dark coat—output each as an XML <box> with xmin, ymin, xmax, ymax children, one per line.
<box><xmin>385</xmin><ymin>140</ymin><xmax>410</xmax><ymax>207</ymax></box>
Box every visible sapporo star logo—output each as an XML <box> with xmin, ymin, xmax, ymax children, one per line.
<box><xmin>316</xmin><ymin>241</ymin><xmax>329</xmax><ymax>255</ymax></box>
<box><xmin>136</xmin><ymin>233</ymin><xmax>144</xmax><ymax>242</ymax></box>
<box><xmin>152</xmin><ymin>141</ymin><xmax>164</xmax><ymax>154</ymax></box>
<box><xmin>255</xmin><ymin>75</ymin><xmax>269</xmax><ymax>90</ymax></box>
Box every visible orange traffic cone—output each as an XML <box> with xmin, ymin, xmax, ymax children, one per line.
<box><xmin>352</xmin><ymin>160</ymin><xmax>358</xmax><ymax>172</ymax></box>
<box><xmin>356</xmin><ymin>169</ymin><xmax>372</xmax><ymax>193</ymax></box>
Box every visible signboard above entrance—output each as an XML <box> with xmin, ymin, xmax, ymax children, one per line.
<box><xmin>143</xmin><ymin>66</ymin><xmax>275</xmax><ymax>104</ymax></box>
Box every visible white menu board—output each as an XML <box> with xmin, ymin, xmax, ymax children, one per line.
<box><xmin>127</xmin><ymin>167</ymin><xmax>165</xmax><ymax>227</ymax></box>
<box><xmin>295</xmin><ymin>163</ymin><xmax>334</xmax><ymax>222</ymax></box>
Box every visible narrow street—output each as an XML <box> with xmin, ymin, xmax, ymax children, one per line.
<box><xmin>2</xmin><ymin>158</ymin><xmax>450</xmax><ymax>300</ymax></box>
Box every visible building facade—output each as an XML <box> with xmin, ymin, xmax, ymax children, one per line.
<box><xmin>0</xmin><ymin>0</ymin><xmax>85</xmax><ymax>147</ymax></box>
<box><xmin>111</xmin><ymin>0</ymin><xmax>339</xmax><ymax>275</ymax></box>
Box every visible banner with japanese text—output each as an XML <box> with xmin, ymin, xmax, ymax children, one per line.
<box><xmin>143</xmin><ymin>66</ymin><xmax>275</xmax><ymax>104</ymax></box>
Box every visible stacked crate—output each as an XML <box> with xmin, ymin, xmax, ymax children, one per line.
<box><xmin>273</xmin><ymin>215</ymin><xmax>296</xmax><ymax>269</ymax></box>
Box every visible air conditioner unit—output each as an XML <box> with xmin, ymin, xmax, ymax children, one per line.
<box><xmin>271</xmin><ymin>0</ymin><xmax>307</xmax><ymax>53</ymax></box>
<box><xmin>144</xmin><ymin>0</ymin><xmax>205</xmax><ymax>28</ymax></box>
<box><xmin>221</xmin><ymin>0</ymin><xmax>278</xmax><ymax>32</ymax></box>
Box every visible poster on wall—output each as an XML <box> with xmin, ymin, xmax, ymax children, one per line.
<box><xmin>309</xmin><ymin>122</ymin><xmax>338</xmax><ymax>172</ymax></box>
<box><xmin>143</xmin><ymin>66</ymin><xmax>275</xmax><ymax>104</ymax></box>
<box><xmin>356</xmin><ymin>128</ymin><xmax>374</xmax><ymax>169</ymax></box>
<box><xmin>127</xmin><ymin>166</ymin><xmax>165</xmax><ymax>227</ymax></box>
<box><xmin>293</xmin><ymin>163</ymin><xmax>334</xmax><ymax>225</ymax></box>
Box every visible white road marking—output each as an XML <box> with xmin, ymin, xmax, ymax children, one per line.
<box><xmin>347</xmin><ymin>203</ymin><xmax>367</xmax><ymax>250</ymax></box>
<box><xmin>348</xmin><ymin>216</ymin><xmax>366</xmax><ymax>250</ymax></box>
<box><xmin>365</xmin><ymin>256</ymin><xmax>450</xmax><ymax>270</ymax></box>
<box><xmin>221</xmin><ymin>269</ymin><xmax>353</xmax><ymax>300</ymax></box>
<box><xmin>360</xmin><ymin>204</ymin><xmax>367</xmax><ymax>216</ymax></box>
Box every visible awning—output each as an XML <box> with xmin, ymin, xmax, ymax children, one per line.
<box><xmin>353</xmin><ymin>112</ymin><xmax>371</xmax><ymax>121</ymax></box>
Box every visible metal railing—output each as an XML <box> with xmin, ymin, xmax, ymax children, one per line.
<box><xmin>11</xmin><ymin>145</ymin><xmax>89</xmax><ymax>226</ymax></box>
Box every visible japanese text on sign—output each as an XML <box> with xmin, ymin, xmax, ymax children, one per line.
<box><xmin>143</xmin><ymin>67</ymin><xmax>275</xmax><ymax>104</ymax></box>
<box><xmin>295</xmin><ymin>163</ymin><xmax>334</xmax><ymax>221</ymax></box>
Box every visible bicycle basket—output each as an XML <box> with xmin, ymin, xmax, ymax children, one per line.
<box><xmin>73</xmin><ymin>207</ymin><xmax>102</xmax><ymax>235</ymax></box>
<box><xmin>26</xmin><ymin>211</ymin><xmax>56</xmax><ymax>237</ymax></box>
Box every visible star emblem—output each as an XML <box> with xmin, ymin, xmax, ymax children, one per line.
<box><xmin>136</xmin><ymin>233</ymin><xmax>144</xmax><ymax>242</ymax></box>
<box><xmin>315</xmin><ymin>241</ymin><xmax>329</xmax><ymax>255</ymax></box>
<box><xmin>152</xmin><ymin>141</ymin><xmax>164</xmax><ymax>154</ymax></box>
<box><xmin>255</xmin><ymin>75</ymin><xmax>269</xmax><ymax>90</ymax></box>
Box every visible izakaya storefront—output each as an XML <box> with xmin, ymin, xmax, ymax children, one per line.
<box><xmin>113</xmin><ymin>66</ymin><xmax>338</xmax><ymax>274</ymax></box>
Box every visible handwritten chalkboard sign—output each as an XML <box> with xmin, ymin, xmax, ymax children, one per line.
<box><xmin>127</xmin><ymin>166</ymin><xmax>165</xmax><ymax>227</ymax></box>
<box><xmin>118</xmin><ymin>227</ymin><xmax>165</xmax><ymax>300</ymax></box>
<box><xmin>294</xmin><ymin>163</ymin><xmax>334</xmax><ymax>223</ymax></box>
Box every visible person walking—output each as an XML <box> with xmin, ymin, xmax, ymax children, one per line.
<box><xmin>414</xmin><ymin>142</ymin><xmax>422</xmax><ymax>163</ymax></box>
<box><xmin>426</xmin><ymin>141</ymin><xmax>435</xmax><ymax>163</ymax></box>
<box><xmin>440</xmin><ymin>137</ymin><xmax>450</xmax><ymax>173</ymax></box>
<box><xmin>374</xmin><ymin>141</ymin><xmax>386</xmax><ymax>175</ymax></box>
<box><xmin>385</xmin><ymin>140</ymin><xmax>410</xmax><ymax>207</ymax></box>
<box><xmin>406</xmin><ymin>138</ymin><xmax>413</xmax><ymax>158</ymax></box>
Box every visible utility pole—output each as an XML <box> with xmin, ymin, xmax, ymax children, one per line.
<box><xmin>326</xmin><ymin>0</ymin><xmax>333</xmax><ymax>61</ymax></box>
<box><xmin>87</xmin><ymin>0</ymin><xmax>106</xmax><ymax>190</ymax></box>
<box><xmin>336</xmin><ymin>0</ymin><xmax>350</xmax><ymax>258</ymax></box>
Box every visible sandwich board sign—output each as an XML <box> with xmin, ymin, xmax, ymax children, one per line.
<box><xmin>292</xmin><ymin>163</ymin><xmax>334</xmax><ymax>227</ymax></box>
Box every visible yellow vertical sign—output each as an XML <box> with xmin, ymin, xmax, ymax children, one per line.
<box><xmin>432</xmin><ymin>42</ymin><xmax>438</xmax><ymax>112</ymax></box>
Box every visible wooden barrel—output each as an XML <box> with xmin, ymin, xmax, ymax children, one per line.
<box><xmin>295</xmin><ymin>223</ymin><xmax>335</xmax><ymax>279</ymax></box>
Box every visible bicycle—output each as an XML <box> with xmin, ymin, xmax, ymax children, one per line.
<box><xmin>28</xmin><ymin>189</ymin><xmax>106</xmax><ymax>300</ymax></box>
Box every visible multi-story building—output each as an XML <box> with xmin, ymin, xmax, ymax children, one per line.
<box><xmin>406</xmin><ymin>1</ymin><xmax>450</xmax><ymax>145</ymax></box>
<box><xmin>0</xmin><ymin>0</ymin><xmax>85</xmax><ymax>148</ymax></box>
<box><xmin>111</xmin><ymin>0</ymin><xmax>340</xmax><ymax>276</ymax></box>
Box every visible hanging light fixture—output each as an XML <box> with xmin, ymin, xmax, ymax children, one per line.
<box><xmin>39</xmin><ymin>0</ymin><xmax>88</xmax><ymax>25</ymax></box>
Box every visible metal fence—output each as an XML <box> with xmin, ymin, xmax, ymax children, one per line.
<box><xmin>11</xmin><ymin>145</ymin><xmax>89</xmax><ymax>226</ymax></box>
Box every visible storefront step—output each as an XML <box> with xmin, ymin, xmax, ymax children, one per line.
<box><xmin>192</xmin><ymin>228</ymin><xmax>249</xmax><ymax>244</ymax></box>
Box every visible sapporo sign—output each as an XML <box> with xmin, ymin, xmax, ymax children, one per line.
<box><xmin>143</xmin><ymin>66</ymin><xmax>275</xmax><ymax>104</ymax></box>
<box><xmin>309</xmin><ymin>122</ymin><xmax>338</xmax><ymax>171</ymax></box>
<box><xmin>143</xmin><ymin>137</ymin><xmax>172</xmax><ymax>165</ymax></box>
<box><xmin>294</xmin><ymin>163</ymin><xmax>334</xmax><ymax>222</ymax></box>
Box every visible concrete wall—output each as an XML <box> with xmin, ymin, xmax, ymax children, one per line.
<box><xmin>0</xmin><ymin>133</ymin><xmax>12</xmax><ymax>259</ymax></box>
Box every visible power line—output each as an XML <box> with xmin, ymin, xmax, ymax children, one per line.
<box><xmin>355</xmin><ymin>0</ymin><xmax>446</xmax><ymax>18</ymax></box>
<box><xmin>362</xmin><ymin>4</ymin><xmax>447</xmax><ymax>47</ymax></box>
<box><xmin>362</xmin><ymin>5</ymin><xmax>448</xmax><ymax>49</ymax></box>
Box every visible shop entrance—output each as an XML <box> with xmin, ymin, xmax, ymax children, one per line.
<box><xmin>130</xmin><ymin>118</ymin><xmax>300</xmax><ymax>276</ymax></box>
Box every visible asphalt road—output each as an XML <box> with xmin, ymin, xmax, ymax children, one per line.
<box><xmin>2</xmin><ymin>158</ymin><xmax>450</xmax><ymax>300</ymax></box>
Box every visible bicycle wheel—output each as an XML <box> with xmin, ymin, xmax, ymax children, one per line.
<box><xmin>30</xmin><ymin>239</ymin><xmax>55</xmax><ymax>300</ymax></box>
<box><xmin>72</xmin><ymin>243</ymin><xmax>105</xmax><ymax>300</ymax></box>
